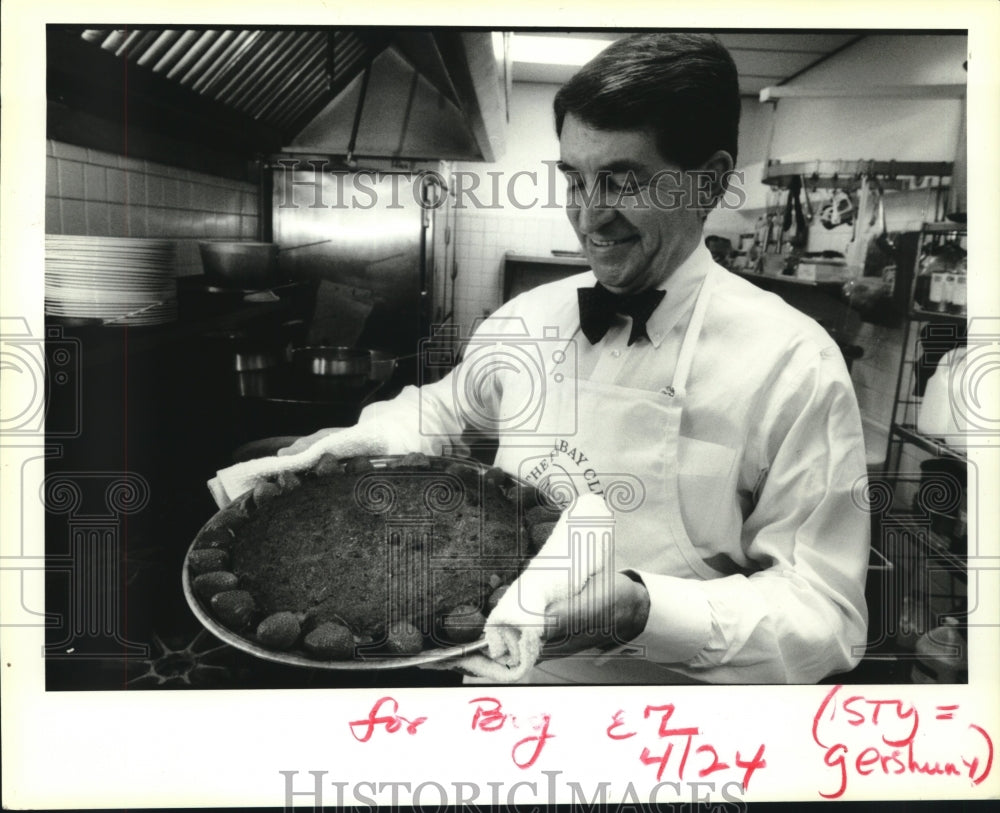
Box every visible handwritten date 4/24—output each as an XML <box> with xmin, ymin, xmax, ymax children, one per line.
<box><xmin>607</xmin><ymin>704</ymin><xmax>766</xmax><ymax>790</ymax></box>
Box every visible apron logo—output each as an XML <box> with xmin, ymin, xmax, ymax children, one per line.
<box><xmin>516</xmin><ymin>444</ymin><xmax>647</xmax><ymax>513</ymax></box>
<box><xmin>521</xmin><ymin>440</ymin><xmax>605</xmax><ymax>506</ymax></box>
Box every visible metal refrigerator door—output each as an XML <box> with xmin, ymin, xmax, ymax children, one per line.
<box><xmin>272</xmin><ymin>167</ymin><xmax>434</xmax><ymax>360</ymax></box>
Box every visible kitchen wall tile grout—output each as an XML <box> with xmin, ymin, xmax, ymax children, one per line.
<box><xmin>46</xmin><ymin>140</ymin><xmax>258</xmax><ymax>277</ymax></box>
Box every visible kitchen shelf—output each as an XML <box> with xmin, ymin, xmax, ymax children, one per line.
<box><xmin>909</xmin><ymin>306</ymin><xmax>968</xmax><ymax>325</ymax></box>
<box><xmin>891</xmin><ymin>423</ymin><xmax>967</xmax><ymax>461</ymax></box>
<box><xmin>733</xmin><ymin>269</ymin><xmax>846</xmax><ymax>290</ymax></box>
<box><xmin>505</xmin><ymin>252</ymin><xmax>590</xmax><ymax>267</ymax></box>
<box><xmin>917</xmin><ymin>221</ymin><xmax>967</xmax><ymax>234</ymax></box>
<box><xmin>502</xmin><ymin>252</ymin><xmax>590</xmax><ymax>303</ymax></box>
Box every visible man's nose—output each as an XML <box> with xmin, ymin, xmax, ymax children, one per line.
<box><xmin>574</xmin><ymin>191</ymin><xmax>616</xmax><ymax>233</ymax></box>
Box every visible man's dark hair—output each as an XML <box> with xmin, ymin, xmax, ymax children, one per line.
<box><xmin>554</xmin><ymin>33</ymin><xmax>741</xmax><ymax>169</ymax></box>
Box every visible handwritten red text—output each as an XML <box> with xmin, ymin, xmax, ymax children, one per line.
<box><xmin>349</xmin><ymin>696</ymin><xmax>427</xmax><ymax>743</ymax></box>
<box><xmin>469</xmin><ymin>696</ymin><xmax>555</xmax><ymax>769</ymax></box>
<box><xmin>607</xmin><ymin>704</ymin><xmax>767</xmax><ymax>790</ymax></box>
<box><xmin>812</xmin><ymin>685</ymin><xmax>994</xmax><ymax>798</ymax></box>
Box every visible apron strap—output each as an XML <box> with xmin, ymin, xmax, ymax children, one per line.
<box><xmin>671</xmin><ymin>265</ymin><xmax>717</xmax><ymax>396</ymax></box>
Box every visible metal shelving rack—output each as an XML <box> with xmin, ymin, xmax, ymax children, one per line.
<box><xmin>877</xmin><ymin>221</ymin><xmax>968</xmax><ymax>661</ymax></box>
<box><xmin>887</xmin><ymin>220</ymin><xmax>968</xmax><ymax>472</ymax></box>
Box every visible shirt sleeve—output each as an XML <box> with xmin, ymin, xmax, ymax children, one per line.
<box><xmin>626</xmin><ymin>344</ymin><xmax>871</xmax><ymax>683</ymax></box>
<box><xmin>350</xmin><ymin>305</ymin><xmax>524</xmax><ymax>455</ymax></box>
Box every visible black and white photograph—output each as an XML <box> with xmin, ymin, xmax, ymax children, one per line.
<box><xmin>2</xmin><ymin>1</ymin><xmax>998</xmax><ymax>808</ymax></box>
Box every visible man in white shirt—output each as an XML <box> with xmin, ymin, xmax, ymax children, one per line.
<box><xmin>233</xmin><ymin>33</ymin><xmax>870</xmax><ymax>684</ymax></box>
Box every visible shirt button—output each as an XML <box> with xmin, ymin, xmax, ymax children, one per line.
<box><xmin>611</xmin><ymin>350</ymin><xmax>621</xmax><ymax>358</ymax></box>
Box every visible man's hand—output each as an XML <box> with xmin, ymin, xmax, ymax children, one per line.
<box><xmin>539</xmin><ymin>571</ymin><xmax>650</xmax><ymax>658</ymax></box>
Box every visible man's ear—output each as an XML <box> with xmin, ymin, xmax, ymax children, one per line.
<box><xmin>703</xmin><ymin>150</ymin><xmax>735</xmax><ymax>176</ymax></box>
<box><xmin>696</xmin><ymin>150</ymin><xmax>735</xmax><ymax>210</ymax></box>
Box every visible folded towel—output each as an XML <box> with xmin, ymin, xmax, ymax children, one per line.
<box><xmin>451</xmin><ymin>493</ymin><xmax>612</xmax><ymax>682</ymax></box>
<box><xmin>207</xmin><ymin>426</ymin><xmax>387</xmax><ymax>508</ymax></box>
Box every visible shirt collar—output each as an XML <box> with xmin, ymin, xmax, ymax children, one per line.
<box><xmin>642</xmin><ymin>242</ymin><xmax>714</xmax><ymax>349</ymax></box>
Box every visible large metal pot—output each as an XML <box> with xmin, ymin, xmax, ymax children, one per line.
<box><xmin>291</xmin><ymin>346</ymin><xmax>371</xmax><ymax>385</ymax></box>
<box><xmin>205</xmin><ymin>324</ymin><xmax>300</xmax><ymax>372</ymax></box>
<box><xmin>199</xmin><ymin>241</ymin><xmax>283</xmax><ymax>288</ymax></box>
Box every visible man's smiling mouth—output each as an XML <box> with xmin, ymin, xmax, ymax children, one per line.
<box><xmin>588</xmin><ymin>235</ymin><xmax>639</xmax><ymax>248</ymax></box>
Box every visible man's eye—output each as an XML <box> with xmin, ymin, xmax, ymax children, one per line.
<box><xmin>610</xmin><ymin>177</ymin><xmax>646</xmax><ymax>198</ymax></box>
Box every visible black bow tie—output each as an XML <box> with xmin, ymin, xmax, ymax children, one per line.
<box><xmin>577</xmin><ymin>284</ymin><xmax>666</xmax><ymax>346</ymax></box>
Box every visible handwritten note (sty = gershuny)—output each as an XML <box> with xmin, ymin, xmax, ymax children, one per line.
<box><xmin>812</xmin><ymin>684</ymin><xmax>994</xmax><ymax>799</ymax></box>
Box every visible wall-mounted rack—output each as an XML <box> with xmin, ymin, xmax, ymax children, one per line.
<box><xmin>759</xmin><ymin>84</ymin><xmax>966</xmax><ymax>102</ymax></box>
<box><xmin>762</xmin><ymin>159</ymin><xmax>953</xmax><ymax>190</ymax></box>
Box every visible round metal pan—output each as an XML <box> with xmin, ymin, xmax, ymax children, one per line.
<box><xmin>182</xmin><ymin>455</ymin><xmax>532</xmax><ymax>670</ymax></box>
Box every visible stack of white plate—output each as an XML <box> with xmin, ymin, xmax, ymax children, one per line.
<box><xmin>45</xmin><ymin>236</ymin><xmax>178</xmax><ymax>326</ymax></box>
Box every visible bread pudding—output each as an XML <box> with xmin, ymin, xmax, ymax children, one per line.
<box><xmin>186</xmin><ymin>454</ymin><xmax>551</xmax><ymax>662</ymax></box>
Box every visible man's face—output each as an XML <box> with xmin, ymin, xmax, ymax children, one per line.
<box><xmin>558</xmin><ymin>113</ymin><xmax>704</xmax><ymax>294</ymax></box>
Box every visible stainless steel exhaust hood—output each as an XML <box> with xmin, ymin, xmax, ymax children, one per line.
<box><xmin>49</xmin><ymin>27</ymin><xmax>507</xmax><ymax>169</ymax></box>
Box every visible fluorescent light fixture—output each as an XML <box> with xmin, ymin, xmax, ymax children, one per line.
<box><xmin>492</xmin><ymin>31</ymin><xmax>506</xmax><ymax>62</ymax></box>
<box><xmin>510</xmin><ymin>34</ymin><xmax>613</xmax><ymax>67</ymax></box>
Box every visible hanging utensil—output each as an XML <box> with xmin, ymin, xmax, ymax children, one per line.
<box><xmin>782</xmin><ymin>175</ymin><xmax>808</xmax><ymax>250</ymax></box>
<box><xmin>873</xmin><ymin>177</ymin><xmax>896</xmax><ymax>254</ymax></box>
<box><xmin>819</xmin><ymin>188</ymin><xmax>854</xmax><ymax>230</ymax></box>
<box><xmin>801</xmin><ymin>175</ymin><xmax>814</xmax><ymax>223</ymax></box>
<box><xmin>862</xmin><ymin>176</ymin><xmax>897</xmax><ymax>287</ymax></box>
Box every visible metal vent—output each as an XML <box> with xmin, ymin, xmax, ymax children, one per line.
<box><xmin>79</xmin><ymin>28</ymin><xmax>380</xmax><ymax>137</ymax></box>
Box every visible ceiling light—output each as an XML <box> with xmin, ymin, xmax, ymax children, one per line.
<box><xmin>510</xmin><ymin>34</ymin><xmax>613</xmax><ymax>67</ymax></box>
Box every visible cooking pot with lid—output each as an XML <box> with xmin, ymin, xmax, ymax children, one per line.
<box><xmin>291</xmin><ymin>346</ymin><xmax>371</xmax><ymax>385</ymax></box>
<box><xmin>199</xmin><ymin>241</ymin><xmax>283</xmax><ymax>288</ymax></box>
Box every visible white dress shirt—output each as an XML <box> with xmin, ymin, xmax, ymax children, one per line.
<box><xmin>361</xmin><ymin>244</ymin><xmax>871</xmax><ymax>683</ymax></box>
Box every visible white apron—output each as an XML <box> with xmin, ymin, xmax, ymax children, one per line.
<box><xmin>491</xmin><ymin>266</ymin><xmax>727</xmax><ymax>684</ymax></box>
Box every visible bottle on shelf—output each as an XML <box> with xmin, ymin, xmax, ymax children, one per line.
<box><xmin>948</xmin><ymin>256</ymin><xmax>967</xmax><ymax>316</ymax></box>
<box><xmin>914</xmin><ymin>241</ymin><xmax>966</xmax><ymax>314</ymax></box>
<box><xmin>928</xmin><ymin>268</ymin><xmax>947</xmax><ymax>312</ymax></box>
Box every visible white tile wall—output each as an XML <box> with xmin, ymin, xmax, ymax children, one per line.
<box><xmin>45</xmin><ymin>140</ymin><xmax>259</xmax><ymax>277</ymax></box>
<box><xmin>450</xmin><ymin>207</ymin><xmax>578</xmax><ymax>337</ymax></box>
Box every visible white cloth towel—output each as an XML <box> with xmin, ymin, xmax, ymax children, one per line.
<box><xmin>452</xmin><ymin>494</ymin><xmax>612</xmax><ymax>682</ymax></box>
<box><xmin>207</xmin><ymin>426</ymin><xmax>387</xmax><ymax>508</ymax></box>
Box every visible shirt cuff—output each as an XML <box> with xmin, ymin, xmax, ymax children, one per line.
<box><xmin>622</xmin><ymin>569</ymin><xmax>713</xmax><ymax>663</ymax></box>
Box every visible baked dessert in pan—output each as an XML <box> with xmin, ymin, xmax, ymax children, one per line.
<box><xmin>183</xmin><ymin>454</ymin><xmax>559</xmax><ymax>668</ymax></box>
